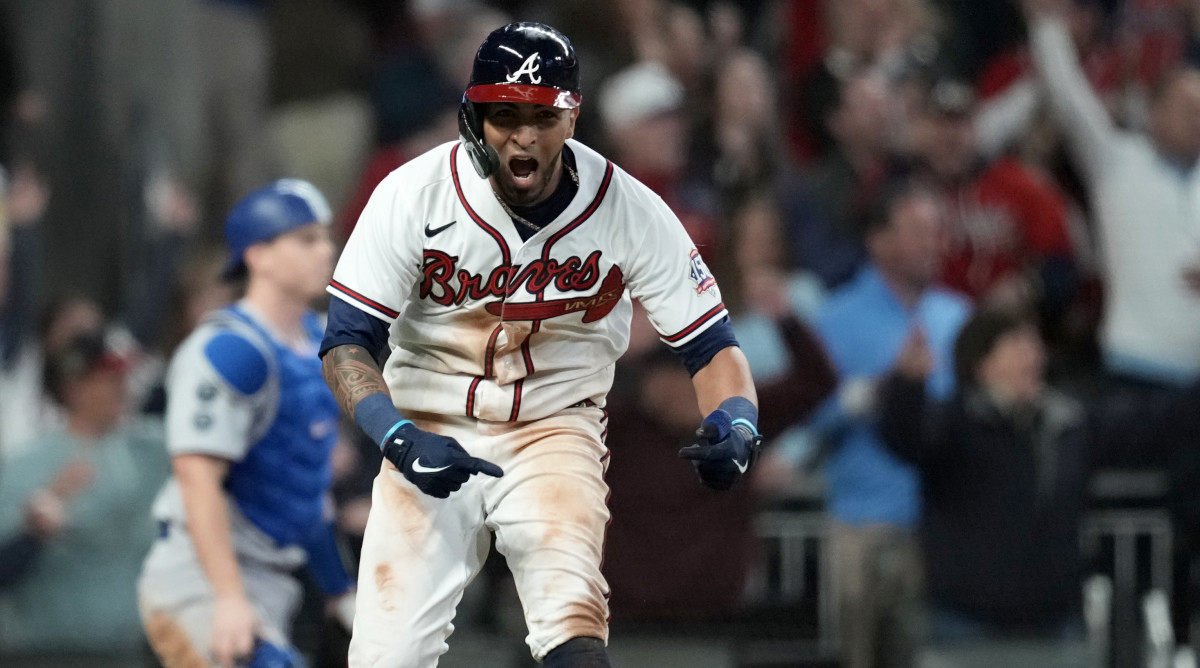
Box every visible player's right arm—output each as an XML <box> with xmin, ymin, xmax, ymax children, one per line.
<box><xmin>172</xmin><ymin>453</ymin><xmax>259</xmax><ymax>668</ymax></box>
<box><xmin>321</xmin><ymin>164</ymin><xmax>501</xmax><ymax>498</ymax></box>
<box><xmin>162</xmin><ymin>325</ymin><xmax>271</xmax><ymax>667</ymax></box>
<box><xmin>321</xmin><ymin>302</ymin><xmax>503</xmax><ymax>499</ymax></box>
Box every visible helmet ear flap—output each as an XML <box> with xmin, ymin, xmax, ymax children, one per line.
<box><xmin>458</xmin><ymin>101</ymin><xmax>499</xmax><ymax>179</ymax></box>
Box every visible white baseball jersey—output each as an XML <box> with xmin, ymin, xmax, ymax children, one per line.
<box><xmin>329</xmin><ymin>138</ymin><xmax>727</xmax><ymax>422</ymax></box>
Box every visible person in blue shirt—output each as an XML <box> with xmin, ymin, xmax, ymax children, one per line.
<box><xmin>806</xmin><ymin>178</ymin><xmax>972</xmax><ymax>668</ymax></box>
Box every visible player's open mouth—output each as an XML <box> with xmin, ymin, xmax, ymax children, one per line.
<box><xmin>509</xmin><ymin>157</ymin><xmax>538</xmax><ymax>184</ymax></box>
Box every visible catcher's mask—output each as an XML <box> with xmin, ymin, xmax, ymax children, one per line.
<box><xmin>458</xmin><ymin>22</ymin><xmax>581</xmax><ymax>179</ymax></box>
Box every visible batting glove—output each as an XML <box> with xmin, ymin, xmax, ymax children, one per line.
<box><xmin>383</xmin><ymin>423</ymin><xmax>503</xmax><ymax>498</ymax></box>
<box><xmin>678</xmin><ymin>409</ymin><xmax>763</xmax><ymax>491</ymax></box>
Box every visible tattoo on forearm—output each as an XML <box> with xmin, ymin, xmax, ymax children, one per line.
<box><xmin>322</xmin><ymin>346</ymin><xmax>391</xmax><ymax>419</ymax></box>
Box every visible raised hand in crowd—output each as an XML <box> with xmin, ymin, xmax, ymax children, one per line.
<box><xmin>23</xmin><ymin>458</ymin><xmax>94</xmax><ymax>540</ymax></box>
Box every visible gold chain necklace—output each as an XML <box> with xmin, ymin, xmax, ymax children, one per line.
<box><xmin>493</xmin><ymin>162</ymin><xmax>579</xmax><ymax>233</ymax></box>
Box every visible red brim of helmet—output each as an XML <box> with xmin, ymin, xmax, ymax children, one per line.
<box><xmin>466</xmin><ymin>84</ymin><xmax>581</xmax><ymax>109</ymax></box>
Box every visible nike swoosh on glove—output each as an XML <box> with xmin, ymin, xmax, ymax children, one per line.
<box><xmin>383</xmin><ymin>423</ymin><xmax>503</xmax><ymax>498</ymax></box>
<box><xmin>677</xmin><ymin>408</ymin><xmax>763</xmax><ymax>491</ymax></box>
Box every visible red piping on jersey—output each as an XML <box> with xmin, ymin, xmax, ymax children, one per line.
<box><xmin>508</xmin><ymin>379</ymin><xmax>524</xmax><ymax>421</ymax></box>
<box><xmin>505</xmin><ymin>335</ymin><xmax>535</xmax><ymax>421</ymax></box>
<box><xmin>662</xmin><ymin>303</ymin><xmax>727</xmax><ymax>344</ymax></box>
<box><xmin>538</xmin><ymin>160</ymin><xmax>615</xmax><ymax>301</ymax></box>
<box><xmin>519</xmin><ymin>338</ymin><xmax>535</xmax><ymax>375</ymax></box>
<box><xmin>450</xmin><ymin>144</ymin><xmax>512</xmax><ymax>265</ymax></box>
<box><xmin>329</xmin><ymin>280</ymin><xmax>400</xmax><ymax>320</ymax></box>
<box><xmin>465</xmin><ymin>376</ymin><xmax>482</xmax><ymax>417</ymax></box>
<box><xmin>483</xmin><ymin>325</ymin><xmax>503</xmax><ymax>378</ymax></box>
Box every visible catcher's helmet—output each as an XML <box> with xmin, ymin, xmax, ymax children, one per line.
<box><xmin>459</xmin><ymin>22</ymin><xmax>581</xmax><ymax>178</ymax></box>
<box><xmin>223</xmin><ymin>178</ymin><xmax>331</xmax><ymax>278</ymax></box>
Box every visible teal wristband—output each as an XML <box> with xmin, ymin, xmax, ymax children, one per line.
<box><xmin>379</xmin><ymin>419</ymin><xmax>414</xmax><ymax>448</ymax></box>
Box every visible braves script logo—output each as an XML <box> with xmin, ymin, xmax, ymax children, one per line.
<box><xmin>505</xmin><ymin>53</ymin><xmax>542</xmax><ymax>84</ymax></box>
<box><xmin>420</xmin><ymin>250</ymin><xmax>624</xmax><ymax>322</ymax></box>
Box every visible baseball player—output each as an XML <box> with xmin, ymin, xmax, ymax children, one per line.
<box><xmin>320</xmin><ymin>22</ymin><xmax>762</xmax><ymax>668</ymax></box>
<box><xmin>138</xmin><ymin>179</ymin><xmax>355</xmax><ymax>668</ymax></box>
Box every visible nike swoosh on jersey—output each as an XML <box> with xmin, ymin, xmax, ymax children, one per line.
<box><xmin>412</xmin><ymin>458</ymin><xmax>453</xmax><ymax>474</ymax></box>
<box><xmin>734</xmin><ymin>459</ymin><xmax>749</xmax><ymax>474</ymax></box>
<box><xmin>424</xmin><ymin>220</ymin><xmax>457</xmax><ymax>237</ymax></box>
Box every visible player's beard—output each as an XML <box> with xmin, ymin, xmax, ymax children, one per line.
<box><xmin>493</xmin><ymin>151</ymin><xmax>562</xmax><ymax>209</ymax></box>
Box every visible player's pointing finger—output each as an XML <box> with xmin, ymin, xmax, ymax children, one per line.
<box><xmin>465</xmin><ymin>458</ymin><xmax>504</xmax><ymax>478</ymax></box>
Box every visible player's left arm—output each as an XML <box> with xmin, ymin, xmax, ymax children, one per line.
<box><xmin>691</xmin><ymin>345</ymin><xmax>757</xmax><ymax>416</ymax></box>
<box><xmin>678</xmin><ymin>345</ymin><xmax>763</xmax><ymax>491</ymax></box>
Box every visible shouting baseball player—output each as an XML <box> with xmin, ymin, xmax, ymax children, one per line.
<box><xmin>138</xmin><ymin>179</ymin><xmax>355</xmax><ymax>668</ymax></box>
<box><xmin>321</xmin><ymin>22</ymin><xmax>761</xmax><ymax>668</ymax></box>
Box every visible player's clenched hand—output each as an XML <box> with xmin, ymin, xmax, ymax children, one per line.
<box><xmin>678</xmin><ymin>409</ymin><xmax>763</xmax><ymax>491</ymax></box>
<box><xmin>211</xmin><ymin>594</ymin><xmax>260</xmax><ymax>668</ymax></box>
<box><xmin>384</xmin><ymin>423</ymin><xmax>503</xmax><ymax>498</ymax></box>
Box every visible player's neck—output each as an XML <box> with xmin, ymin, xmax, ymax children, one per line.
<box><xmin>242</xmin><ymin>281</ymin><xmax>310</xmax><ymax>344</ymax></box>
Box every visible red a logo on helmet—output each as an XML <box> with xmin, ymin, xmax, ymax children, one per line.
<box><xmin>506</xmin><ymin>53</ymin><xmax>542</xmax><ymax>85</ymax></box>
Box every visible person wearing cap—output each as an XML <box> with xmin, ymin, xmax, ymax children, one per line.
<box><xmin>597</xmin><ymin>60</ymin><xmax>719</xmax><ymax>254</ymax></box>
<box><xmin>137</xmin><ymin>179</ymin><xmax>354</xmax><ymax>668</ymax></box>
<box><xmin>0</xmin><ymin>329</ymin><xmax>169</xmax><ymax>668</ymax></box>
<box><xmin>909</xmin><ymin>77</ymin><xmax>1077</xmax><ymax>317</ymax></box>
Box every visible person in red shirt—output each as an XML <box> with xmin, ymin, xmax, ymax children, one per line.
<box><xmin>910</xmin><ymin>79</ymin><xmax>1078</xmax><ymax>316</ymax></box>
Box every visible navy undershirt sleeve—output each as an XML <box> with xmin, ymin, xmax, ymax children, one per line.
<box><xmin>672</xmin><ymin>316</ymin><xmax>739</xmax><ymax>376</ymax></box>
<box><xmin>320</xmin><ymin>296</ymin><xmax>391</xmax><ymax>361</ymax></box>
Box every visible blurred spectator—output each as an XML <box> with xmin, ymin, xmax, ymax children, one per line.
<box><xmin>908</xmin><ymin>78</ymin><xmax>1078</xmax><ymax>319</ymax></box>
<box><xmin>1026</xmin><ymin>0</ymin><xmax>1200</xmax><ymax>405</ymax></box>
<box><xmin>0</xmin><ymin>165</ymin><xmax>49</xmax><ymax>456</ymax></box>
<box><xmin>792</xmin><ymin>0</ymin><xmax>945</xmax><ymax>162</ymax></box>
<box><xmin>0</xmin><ymin>330</ymin><xmax>168</xmax><ymax>668</ymax></box>
<box><xmin>1</xmin><ymin>292</ymin><xmax>102</xmax><ymax>462</ymax></box>
<box><xmin>604</xmin><ymin>346</ymin><xmax>756</xmax><ymax>623</ymax></box>
<box><xmin>977</xmin><ymin>0</ymin><xmax>1122</xmax><ymax>104</ymax></box>
<box><xmin>267</xmin><ymin>0</ymin><xmax>373</xmax><ymax>213</ymax></box>
<box><xmin>689</xmin><ymin>47</ymin><xmax>783</xmax><ymax>209</ymax></box>
<box><xmin>782</xmin><ymin>71</ymin><xmax>903</xmax><ymax>290</ymax></box>
<box><xmin>337</xmin><ymin>5</ymin><xmax>502</xmax><ymax>239</ymax></box>
<box><xmin>805</xmin><ymin>179</ymin><xmax>971</xmax><ymax>668</ymax></box>
<box><xmin>599</xmin><ymin>60</ymin><xmax>720</xmax><ymax>253</ymax></box>
<box><xmin>604</xmin><ymin>315</ymin><xmax>834</xmax><ymax>623</ymax></box>
<box><xmin>138</xmin><ymin>243</ymin><xmax>237</xmax><ymax>416</ymax></box>
<box><xmin>1116</xmin><ymin>0</ymin><xmax>1198</xmax><ymax>101</ymax></box>
<box><xmin>877</xmin><ymin>307</ymin><xmax>1089</xmax><ymax>644</ymax></box>
<box><xmin>181</xmin><ymin>0</ymin><xmax>277</xmax><ymax>227</ymax></box>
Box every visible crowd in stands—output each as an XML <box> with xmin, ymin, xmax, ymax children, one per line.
<box><xmin>0</xmin><ymin>1</ymin><xmax>1199</xmax><ymax>667</ymax></box>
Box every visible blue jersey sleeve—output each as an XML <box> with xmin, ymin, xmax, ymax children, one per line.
<box><xmin>672</xmin><ymin>316</ymin><xmax>739</xmax><ymax>376</ymax></box>
<box><xmin>320</xmin><ymin>295</ymin><xmax>391</xmax><ymax>360</ymax></box>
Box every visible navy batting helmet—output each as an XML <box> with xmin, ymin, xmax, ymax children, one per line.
<box><xmin>458</xmin><ymin>22</ymin><xmax>581</xmax><ymax>178</ymax></box>
<box><xmin>223</xmin><ymin>179</ymin><xmax>331</xmax><ymax>278</ymax></box>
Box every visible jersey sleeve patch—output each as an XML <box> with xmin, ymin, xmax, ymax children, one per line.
<box><xmin>204</xmin><ymin>332</ymin><xmax>269</xmax><ymax>395</ymax></box>
<box><xmin>688</xmin><ymin>248</ymin><xmax>717</xmax><ymax>295</ymax></box>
